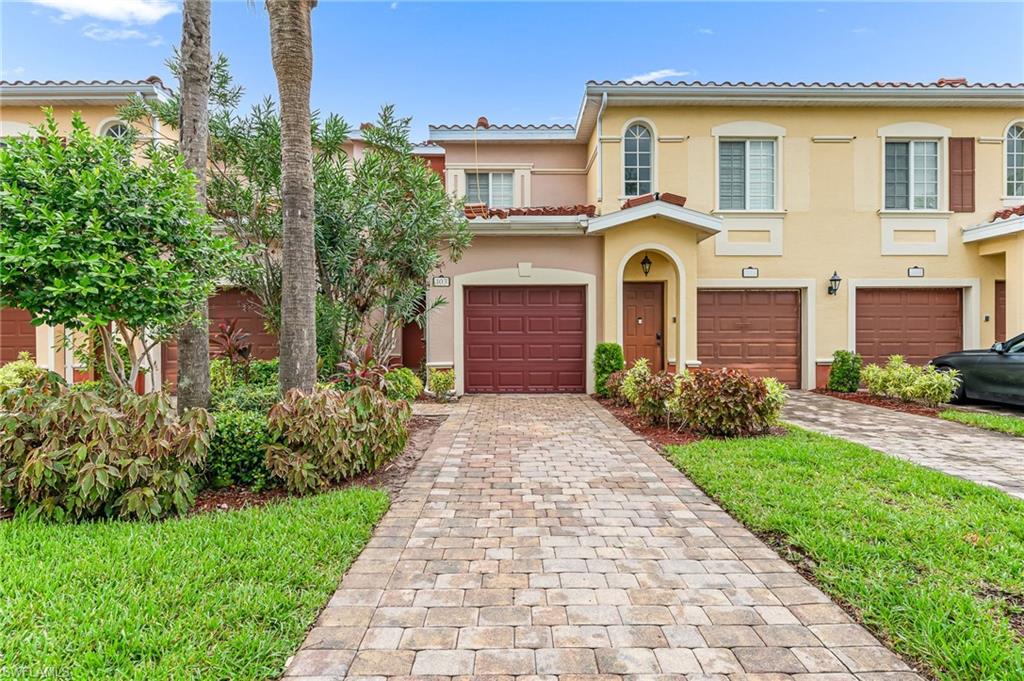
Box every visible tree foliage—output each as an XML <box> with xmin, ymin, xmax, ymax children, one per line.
<box><xmin>0</xmin><ymin>111</ymin><xmax>239</xmax><ymax>388</ymax></box>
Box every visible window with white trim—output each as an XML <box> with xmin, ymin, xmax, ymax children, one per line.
<box><xmin>718</xmin><ymin>139</ymin><xmax>775</xmax><ymax>210</ymax></box>
<box><xmin>885</xmin><ymin>140</ymin><xmax>939</xmax><ymax>210</ymax></box>
<box><xmin>102</xmin><ymin>121</ymin><xmax>133</xmax><ymax>142</ymax></box>
<box><xmin>465</xmin><ymin>171</ymin><xmax>513</xmax><ymax>208</ymax></box>
<box><xmin>1008</xmin><ymin>124</ymin><xmax>1024</xmax><ymax>197</ymax></box>
<box><xmin>623</xmin><ymin>123</ymin><xmax>652</xmax><ymax>196</ymax></box>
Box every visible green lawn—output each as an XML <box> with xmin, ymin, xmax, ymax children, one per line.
<box><xmin>940</xmin><ymin>408</ymin><xmax>1024</xmax><ymax>437</ymax></box>
<box><xmin>666</xmin><ymin>428</ymin><xmax>1024</xmax><ymax>680</ymax></box>
<box><xmin>0</xmin><ymin>488</ymin><xmax>388</xmax><ymax>680</ymax></box>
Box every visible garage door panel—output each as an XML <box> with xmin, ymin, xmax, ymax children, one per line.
<box><xmin>856</xmin><ymin>288</ymin><xmax>962</xmax><ymax>366</ymax></box>
<box><xmin>1</xmin><ymin>308</ymin><xmax>37</xmax><ymax>364</ymax></box>
<box><xmin>464</xmin><ymin>285</ymin><xmax>586</xmax><ymax>393</ymax></box>
<box><xmin>698</xmin><ymin>289</ymin><xmax>802</xmax><ymax>388</ymax></box>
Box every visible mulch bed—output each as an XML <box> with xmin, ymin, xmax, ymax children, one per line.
<box><xmin>812</xmin><ymin>388</ymin><xmax>941</xmax><ymax>417</ymax></box>
<box><xmin>594</xmin><ymin>397</ymin><xmax>701</xmax><ymax>448</ymax></box>
<box><xmin>191</xmin><ymin>414</ymin><xmax>444</xmax><ymax>514</ymax></box>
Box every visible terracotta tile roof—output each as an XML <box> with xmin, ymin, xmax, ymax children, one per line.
<box><xmin>587</xmin><ymin>79</ymin><xmax>1023</xmax><ymax>88</ymax></box>
<box><xmin>992</xmin><ymin>204</ymin><xmax>1024</xmax><ymax>222</ymax></box>
<box><xmin>431</xmin><ymin>123</ymin><xmax>575</xmax><ymax>132</ymax></box>
<box><xmin>464</xmin><ymin>204</ymin><xmax>597</xmax><ymax>220</ymax></box>
<box><xmin>621</xmin><ymin>192</ymin><xmax>687</xmax><ymax>209</ymax></box>
<box><xmin>0</xmin><ymin>75</ymin><xmax>171</xmax><ymax>93</ymax></box>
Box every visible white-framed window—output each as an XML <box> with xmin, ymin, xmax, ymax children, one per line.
<box><xmin>623</xmin><ymin>123</ymin><xmax>653</xmax><ymax>196</ymax></box>
<box><xmin>1007</xmin><ymin>123</ymin><xmax>1024</xmax><ymax>198</ymax></box>
<box><xmin>465</xmin><ymin>171</ymin><xmax>513</xmax><ymax>208</ymax></box>
<box><xmin>885</xmin><ymin>139</ymin><xmax>939</xmax><ymax>210</ymax></box>
<box><xmin>101</xmin><ymin>121</ymin><xmax>133</xmax><ymax>142</ymax></box>
<box><xmin>718</xmin><ymin>138</ymin><xmax>776</xmax><ymax>210</ymax></box>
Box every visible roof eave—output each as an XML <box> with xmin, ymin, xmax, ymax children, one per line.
<box><xmin>0</xmin><ymin>82</ymin><xmax>170</xmax><ymax>105</ymax></box>
<box><xmin>587</xmin><ymin>201</ymin><xmax>723</xmax><ymax>240</ymax></box>
<box><xmin>962</xmin><ymin>214</ymin><xmax>1024</xmax><ymax>243</ymax></box>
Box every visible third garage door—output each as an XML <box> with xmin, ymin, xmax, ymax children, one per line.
<box><xmin>697</xmin><ymin>289</ymin><xmax>801</xmax><ymax>387</ymax></box>
<box><xmin>855</xmin><ymin>287</ymin><xmax>962</xmax><ymax>366</ymax></box>
<box><xmin>464</xmin><ymin>285</ymin><xmax>586</xmax><ymax>393</ymax></box>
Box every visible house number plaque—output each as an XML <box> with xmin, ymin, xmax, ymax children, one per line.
<box><xmin>432</xmin><ymin>275</ymin><xmax>451</xmax><ymax>288</ymax></box>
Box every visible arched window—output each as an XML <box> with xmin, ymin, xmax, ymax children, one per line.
<box><xmin>101</xmin><ymin>121</ymin><xmax>133</xmax><ymax>143</ymax></box>
<box><xmin>1008</xmin><ymin>123</ymin><xmax>1024</xmax><ymax>198</ymax></box>
<box><xmin>623</xmin><ymin>123</ymin><xmax>652</xmax><ymax>196</ymax></box>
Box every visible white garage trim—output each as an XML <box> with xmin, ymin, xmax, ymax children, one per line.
<box><xmin>696</xmin><ymin>278</ymin><xmax>816</xmax><ymax>390</ymax></box>
<box><xmin>847</xmin><ymin>278</ymin><xmax>980</xmax><ymax>353</ymax></box>
<box><xmin>617</xmin><ymin>243</ymin><xmax>687</xmax><ymax>372</ymax></box>
<box><xmin>453</xmin><ymin>268</ymin><xmax>598</xmax><ymax>395</ymax></box>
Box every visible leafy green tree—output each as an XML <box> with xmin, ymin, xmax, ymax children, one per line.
<box><xmin>0</xmin><ymin>111</ymin><xmax>239</xmax><ymax>390</ymax></box>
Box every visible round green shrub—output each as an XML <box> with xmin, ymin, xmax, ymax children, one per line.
<box><xmin>209</xmin><ymin>410</ymin><xmax>271</xmax><ymax>489</ymax></box>
<box><xmin>385</xmin><ymin>367</ymin><xmax>423</xmax><ymax>402</ymax></box>
<box><xmin>428</xmin><ymin>368</ymin><xmax>454</xmax><ymax>398</ymax></box>
<box><xmin>827</xmin><ymin>350</ymin><xmax>863</xmax><ymax>393</ymax></box>
<box><xmin>594</xmin><ymin>343</ymin><xmax>625</xmax><ymax>397</ymax></box>
<box><xmin>210</xmin><ymin>382</ymin><xmax>279</xmax><ymax>413</ymax></box>
<box><xmin>0</xmin><ymin>352</ymin><xmax>46</xmax><ymax>394</ymax></box>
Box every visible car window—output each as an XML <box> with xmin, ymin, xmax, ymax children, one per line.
<box><xmin>1007</xmin><ymin>337</ymin><xmax>1024</xmax><ymax>353</ymax></box>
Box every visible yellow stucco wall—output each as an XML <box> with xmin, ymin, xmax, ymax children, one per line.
<box><xmin>590</xmin><ymin>105</ymin><xmax>1022</xmax><ymax>363</ymax></box>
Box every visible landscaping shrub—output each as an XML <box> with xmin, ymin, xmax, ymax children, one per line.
<box><xmin>428</xmin><ymin>368</ymin><xmax>455</xmax><ymax>398</ymax></box>
<box><xmin>675</xmin><ymin>368</ymin><xmax>782</xmax><ymax>437</ymax></box>
<box><xmin>827</xmin><ymin>349</ymin><xmax>862</xmax><ymax>393</ymax></box>
<box><xmin>620</xmin><ymin>358</ymin><xmax>651</xmax><ymax>407</ymax></box>
<box><xmin>247</xmin><ymin>358</ymin><xmax>279</xmax><ymax>387</ymax></box>
<box><xmin>0</xmin><ymin>374</ymin><xmax>213</xmax><ymax>520</ymax></box>
<box><xmin>208</xmin><ymin>410</ymin><xmax>271</xmax><ymax>489</ymax></box>
<box><xmin>605</xmin><ymin>370</ymin><xmax>629</xmax><ymax>406</ymax></box>
<box><xmin>210</xmin><ymin>382</ymin><xmax>279</xmax><ymax>413</ymax></box>
<box><xmin>0</xmin><ymin>352</ymin><xmax>47</xmax><ymax>394</ymax></box>
<box><xmin>594</xmin><ymin>343</ymin><xmax>625</xmax><ymax>397</ymax></box>
<box><xmin>385</xmin><ymin>367</ymin><xmax>423</xmax><ymax>402</ymax></box>
<box><xmin>863</xmin><ymin>355</ymin><xmax>960</xmax><ymax>406</ymax></box>
<box><xmin>265</xmin><ymin>386</ymin><xmax>411</xmax><ymax>494</ymax></box>
<box><xmin>633</xmin><ymin>371</ymin><xmax>679</xmax><ymax>425</ymax></box>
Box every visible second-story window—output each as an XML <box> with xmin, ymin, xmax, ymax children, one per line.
<box><xmin>466</xmin><ymin>171</ymin><xmax>513</xmax><ymax>208</ymax></box>
<box><xmin>718</xmin><ymin>139</ymin><xmax>776</xmax><ymax>210</ymax></box>
<box><xmin>102</xmin><ymin>121</ymin><xmax>133</xmax><ymax>143</ymax></box>
<box><xmin>1007</xmin><ymin>124</ymin><xmax>1024</xmax><ymax>198</ymax></box>
<box><xmin>623</xmin><ymin>123</ymin><xmax>652</xmax><ymax>196</ymax></box>
<box><xmin>885</xmin><ymin>140</ymin><xmax>939</xmax><ymax>210</ymax></box>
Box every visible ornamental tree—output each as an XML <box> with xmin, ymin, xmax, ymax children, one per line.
<box><xmin>0</xmin><ymin>110</ymin><xmax>240</xmax><ymax>390</ymax></box>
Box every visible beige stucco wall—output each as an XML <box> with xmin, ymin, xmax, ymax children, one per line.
<box><xmin>425</xmin><ymin>235</ymin><xmax>603</xmax><ymax>368</ymax></box>
<box><xmin>443</xmin><ymin>142</ymin><xmax>588</xmax><ymax>206</ymax></box>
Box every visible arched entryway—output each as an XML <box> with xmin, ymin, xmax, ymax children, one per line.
<box><xmin>616</xmin><ymin>243</ymin><xmax>685</xmax><ymax>372</ymax></box>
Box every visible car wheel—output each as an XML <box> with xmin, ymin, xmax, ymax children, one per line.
<box><xmin>937</xmin><ymin>365</ymin><xmax>966</xmax><ymax>403</ymax></box>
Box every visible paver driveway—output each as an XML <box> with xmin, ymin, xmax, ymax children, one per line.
<box><xmin>784</xmin><ymin>391</ymin><xmax>1024</xmax><ymax>499</ymax></box>
<box><xmin>284</xmin><ymin>395</ymin><xmax>920</xmax><ymax>680</ymax></box>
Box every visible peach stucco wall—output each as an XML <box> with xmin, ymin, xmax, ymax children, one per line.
<box><xmin>443</xmin><ymin>142</ymin><xmax>588</xmax><ymax>206</ymax></box>
<box><xmin>425</xmin><ymin>235</ymin><xmax>603</xmax><ymax>366</ymax></box>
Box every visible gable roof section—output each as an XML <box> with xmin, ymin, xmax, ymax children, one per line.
<box><xmin>587</xmin><ymin>193</ymin><xmax>721</xmax><ymax>240</ymax></box>
<box><xmin>0</xmin><ymin>77</ymin><xmax>172</xmax><ymax>105</ymax></box>
<box><xmin>962</xmin><ymin>205</ymin><xmax>1024</xmax><ymax>243</ymax></box>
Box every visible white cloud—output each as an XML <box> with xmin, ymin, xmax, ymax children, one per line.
<box><xmin>626</xmin><ymin>68</ymin><xmax>694</xmax><ymax>83</ymax></box>
<box><xmin>31</xmin><ymin>0</ymin><xmax>177</xmax><ymax>25</ymax></box>
<box><xmin>1</xmin><ymin>66</ymin><xmax>26</xmax><ymax>79</ymax></box>
<box><xmin>850</xmin><ymin>27</ymin><xmax>868</xmax><ymax>34</ymax></box>
<box><xmin>696</xmin><ymin>27</ymin><xmax>714</xmax><ymax>35</ymax></box>
<box><xmin>389</xmin><ymin>2</ymin><xmax>398</xmax><ymax>9</ymax></box>
<box><xmin>82</xmin><ymin>23</ymin><xmax>147</xmax><ymax>41</ymax></box>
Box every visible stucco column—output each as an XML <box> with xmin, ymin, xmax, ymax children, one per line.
<box><xmin>1006</xmin><ymin>234</ymin><xmax>1024</xmax><ymax>337</ymax></box>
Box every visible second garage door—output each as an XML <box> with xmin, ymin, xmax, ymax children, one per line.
<box><xmin>464</xmin><ymin>285</ymin><xmax>586</xmax><ymax>393</ymax></box>
<box><xmin>855</xmin><ymin>287</ymin><xmax>962</xmax><ymax>366</ymax></box>
<box><xmin>697</xmin><ymin>289</ymin><xmax>801</xmax><ymax>387</ymax></box>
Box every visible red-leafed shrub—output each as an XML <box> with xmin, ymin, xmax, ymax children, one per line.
<box><xmin>604</xmin><ymin>369</ymin><xmax>629</xmax><ymax>406</ymax></box>
<box><xmin>633</xmin><ymin>370</ymin><xmax>680</xmax><ymax>425</ymax></box>
<box><xmin>674</xmin><ymin>368</ymin><xmax>783</xmax><ymax>437</ymax></box>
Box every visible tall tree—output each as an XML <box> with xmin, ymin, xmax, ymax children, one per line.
<box><xmin>175</xmin><ymin>0</ymin><xmax>213</xmax><ymax>413</ymax></box>
<box><xmin>266</xmin><ymin>0</ymin><xmax>317</xmax><ymax>392</ymax></box>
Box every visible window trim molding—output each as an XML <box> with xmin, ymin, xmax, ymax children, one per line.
<box><xmin>465</xmin><ymin>170</ymin><xmax>516</xmax><ymax>209</ymax></box>
<box><xmin>448</xmin><ymin>166</ymin><xmax>530</xmax><ymax>208</ymax></box>
<box><xmin>96</xmin><ymin>117</ymin><xmax>130</xmax><ymax>138</ymax></box>
<box><xmin>882</xmin><ymin>138</ymin><xmax>942</xmax><ymax>212</ymax></box>
<box><xmin>877</xmin><ymin>122</ymin><xmax>950</xmax><ymax>213</ymax></box>
<box><xmin>1003</xmin><ymin>119</ymin><xmax>1024</xmax><ymax>200</ymax></box>
<box><xmin>712</xmin><ymin>122</ymin><xmax>786</xmax><ymax>212</ymax></box>
<box><xmin>621</xmin><ymin>117</ymin><xmax>657</xmax><ymax>198</ymax></box>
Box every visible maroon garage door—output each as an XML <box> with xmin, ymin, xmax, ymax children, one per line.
<box><xmin>855</xmin><ymin>288</ymin><xmax>962</xmax><ymax>366</ymax></box>
<box><xmin>697</xmin><ymin>289</ymin><xmax>802</xmax><ymax>387</ymax></box>
<box><xmin>464</xmin><ymin>285</ymin><xmax>586</xmax><ymax>393</ymax></box>
<box><xmin>1</xmin><ymin>308</ymin><xmax>36</xmax><ymax>364</ymax></box>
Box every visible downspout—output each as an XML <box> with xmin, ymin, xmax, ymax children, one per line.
<box><xmin>595</xmin><ymin>91</ymin><xmax>608</xmax><ymax>203</ymax></box>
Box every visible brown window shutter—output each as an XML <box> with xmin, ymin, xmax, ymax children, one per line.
<box><xmin>949</xmin><ymin>137</ymin><xmax>975</xmax><ymax>212</ymax></box>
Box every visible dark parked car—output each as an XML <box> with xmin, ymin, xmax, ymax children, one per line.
<box><xmin>930</xmin><ymin>332</ymin><xmax>1024</xmax><ymax>406</ymax></box>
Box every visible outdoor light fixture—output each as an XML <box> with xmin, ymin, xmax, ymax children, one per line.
<box><xmin>907</xmin><ymin>265</ymin><xmax>925</xmax><ymax>278</ymax></box>
<box><xmin>827</xmin><ymin>271</ymin><xmax>842</xmax><ymax>295</ymax></box>
<box><xmin>741</xmin><ymin>266</ymin><xmax>759</xmax><ymax>279</ymax></box>
<box><xmin>641</xmin><ymin>253</ymin><xmax>653</xmax><ymax>277</ymax></box>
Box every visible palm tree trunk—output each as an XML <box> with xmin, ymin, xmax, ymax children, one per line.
<box><xmin>176</xmin><ymin>0</ymin><xmax>213</xmax><ymax>413</ymax></box>
<box><xmin>267</xmin><ymin>0</ymin><xmax>317</xmax><ymax>392</ymax></box>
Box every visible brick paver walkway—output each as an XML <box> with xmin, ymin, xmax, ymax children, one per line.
<box><xmin>284</xmin><ymin>395</ymin><xmax>920</xmax><ymax>680</ymax></box>
<box><xmin>784</xmin><ymin>391</ymin><xmax>1024</xmax><ymax>499</ymax></box>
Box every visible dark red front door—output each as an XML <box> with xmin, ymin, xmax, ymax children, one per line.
<box><xmin>464</xmin><ymin>285</ymin><xmax>586</xmax><ymax>393</ymax></box>
<box><xmin>623</xmin><ymin>282</ymin><xmax>664</xmax><ymax>369</ymax></box>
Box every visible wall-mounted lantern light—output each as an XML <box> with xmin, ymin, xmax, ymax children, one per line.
<box><xmin>907</xmin><ymin>265</ymin><xmax>925</xmax><ymax>278</ymax></box>
<box><xmin>640</xmin><ymin>253</ymin><xmax>653</xmax><ymax>277</ymax></box>
<box><xmin>827</xmin><ymin>271</ymin><xmax>842</xmax><ymax>296</ymax></box>
<box><xmin>741</xmin><ymin>266</ymin><xmax>759</xmax><ymax>279</ymax></box>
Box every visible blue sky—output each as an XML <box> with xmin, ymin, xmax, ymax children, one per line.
<box><xmin>3</xmin><ymin>1</ymin><xmax>1022</xmax><ymax>140</ymax></box>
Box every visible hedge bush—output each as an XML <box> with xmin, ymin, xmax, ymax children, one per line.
<box><xmin>827</xmin><ymin>350</ymin><xmax>863</xmax><ymax>393</ymax></box>
<box><xmin>620</xmin><ymin>358</ymin><xmax>651</xmax><ymax>407</ymax></box>
<box><xmin>428</xmin><ymin>368</ymin><xmax>454</xmax><ymax>398</ymax></box>
<box><xmin>605</xmin><ymin>369</ymin><xmax>629</xmax><ymax>406</ymax></box>
<box><xmin>594</xmin><ymin>343</ymin><xmax>625</xmax><ymax>397</ymax></box>
<box><xmin>633</xmin><ymin>371</ymin><xmax>679</xmax><ymax>425</ymax></box>
<box><xmin>673</xmin><ymin>368</ymin><xmax>786</xmax><ymax>437</ymax></box>
<box><xmin>208</xmin><ymin>410</ymin><xmax>271</xmax><ymax>489</ymax></box>
<box><xmin>0</xmin><ymin>374</ymin><xmax>212</xmax><ymax>520</ymax></box>
<box><xmin>265</xmin><ymin>386</ymin><xmax>411</xmax><ymax>494</ymax></box>
<box><xmin>862</xmin><ymin>355</ymin><xmax>960</xmax><ymax>406</ymax></box>
<box><xmin>0</xmin><ymin>352</ymin><xmax>46</xmax><ymax>394</ymax></box>
<box><xmin>385</xmin><ymin>367</ymin><xmax>423</xmax><ymax>402</ymax></box>
<box><xmin>210</xmin><ymin>382</ymin><xmax>279</xmax><ymax>413</ymax></box>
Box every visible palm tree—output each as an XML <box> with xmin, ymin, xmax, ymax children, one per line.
<box><xmin>266</xmin><ymin>0</ymin><xmax>318</xmax><ymax>392</ymax></box>
<box><xmin>175</xmin><ymin>0</ymin><xmax>213</xmax><ymax>413</ymax></box>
